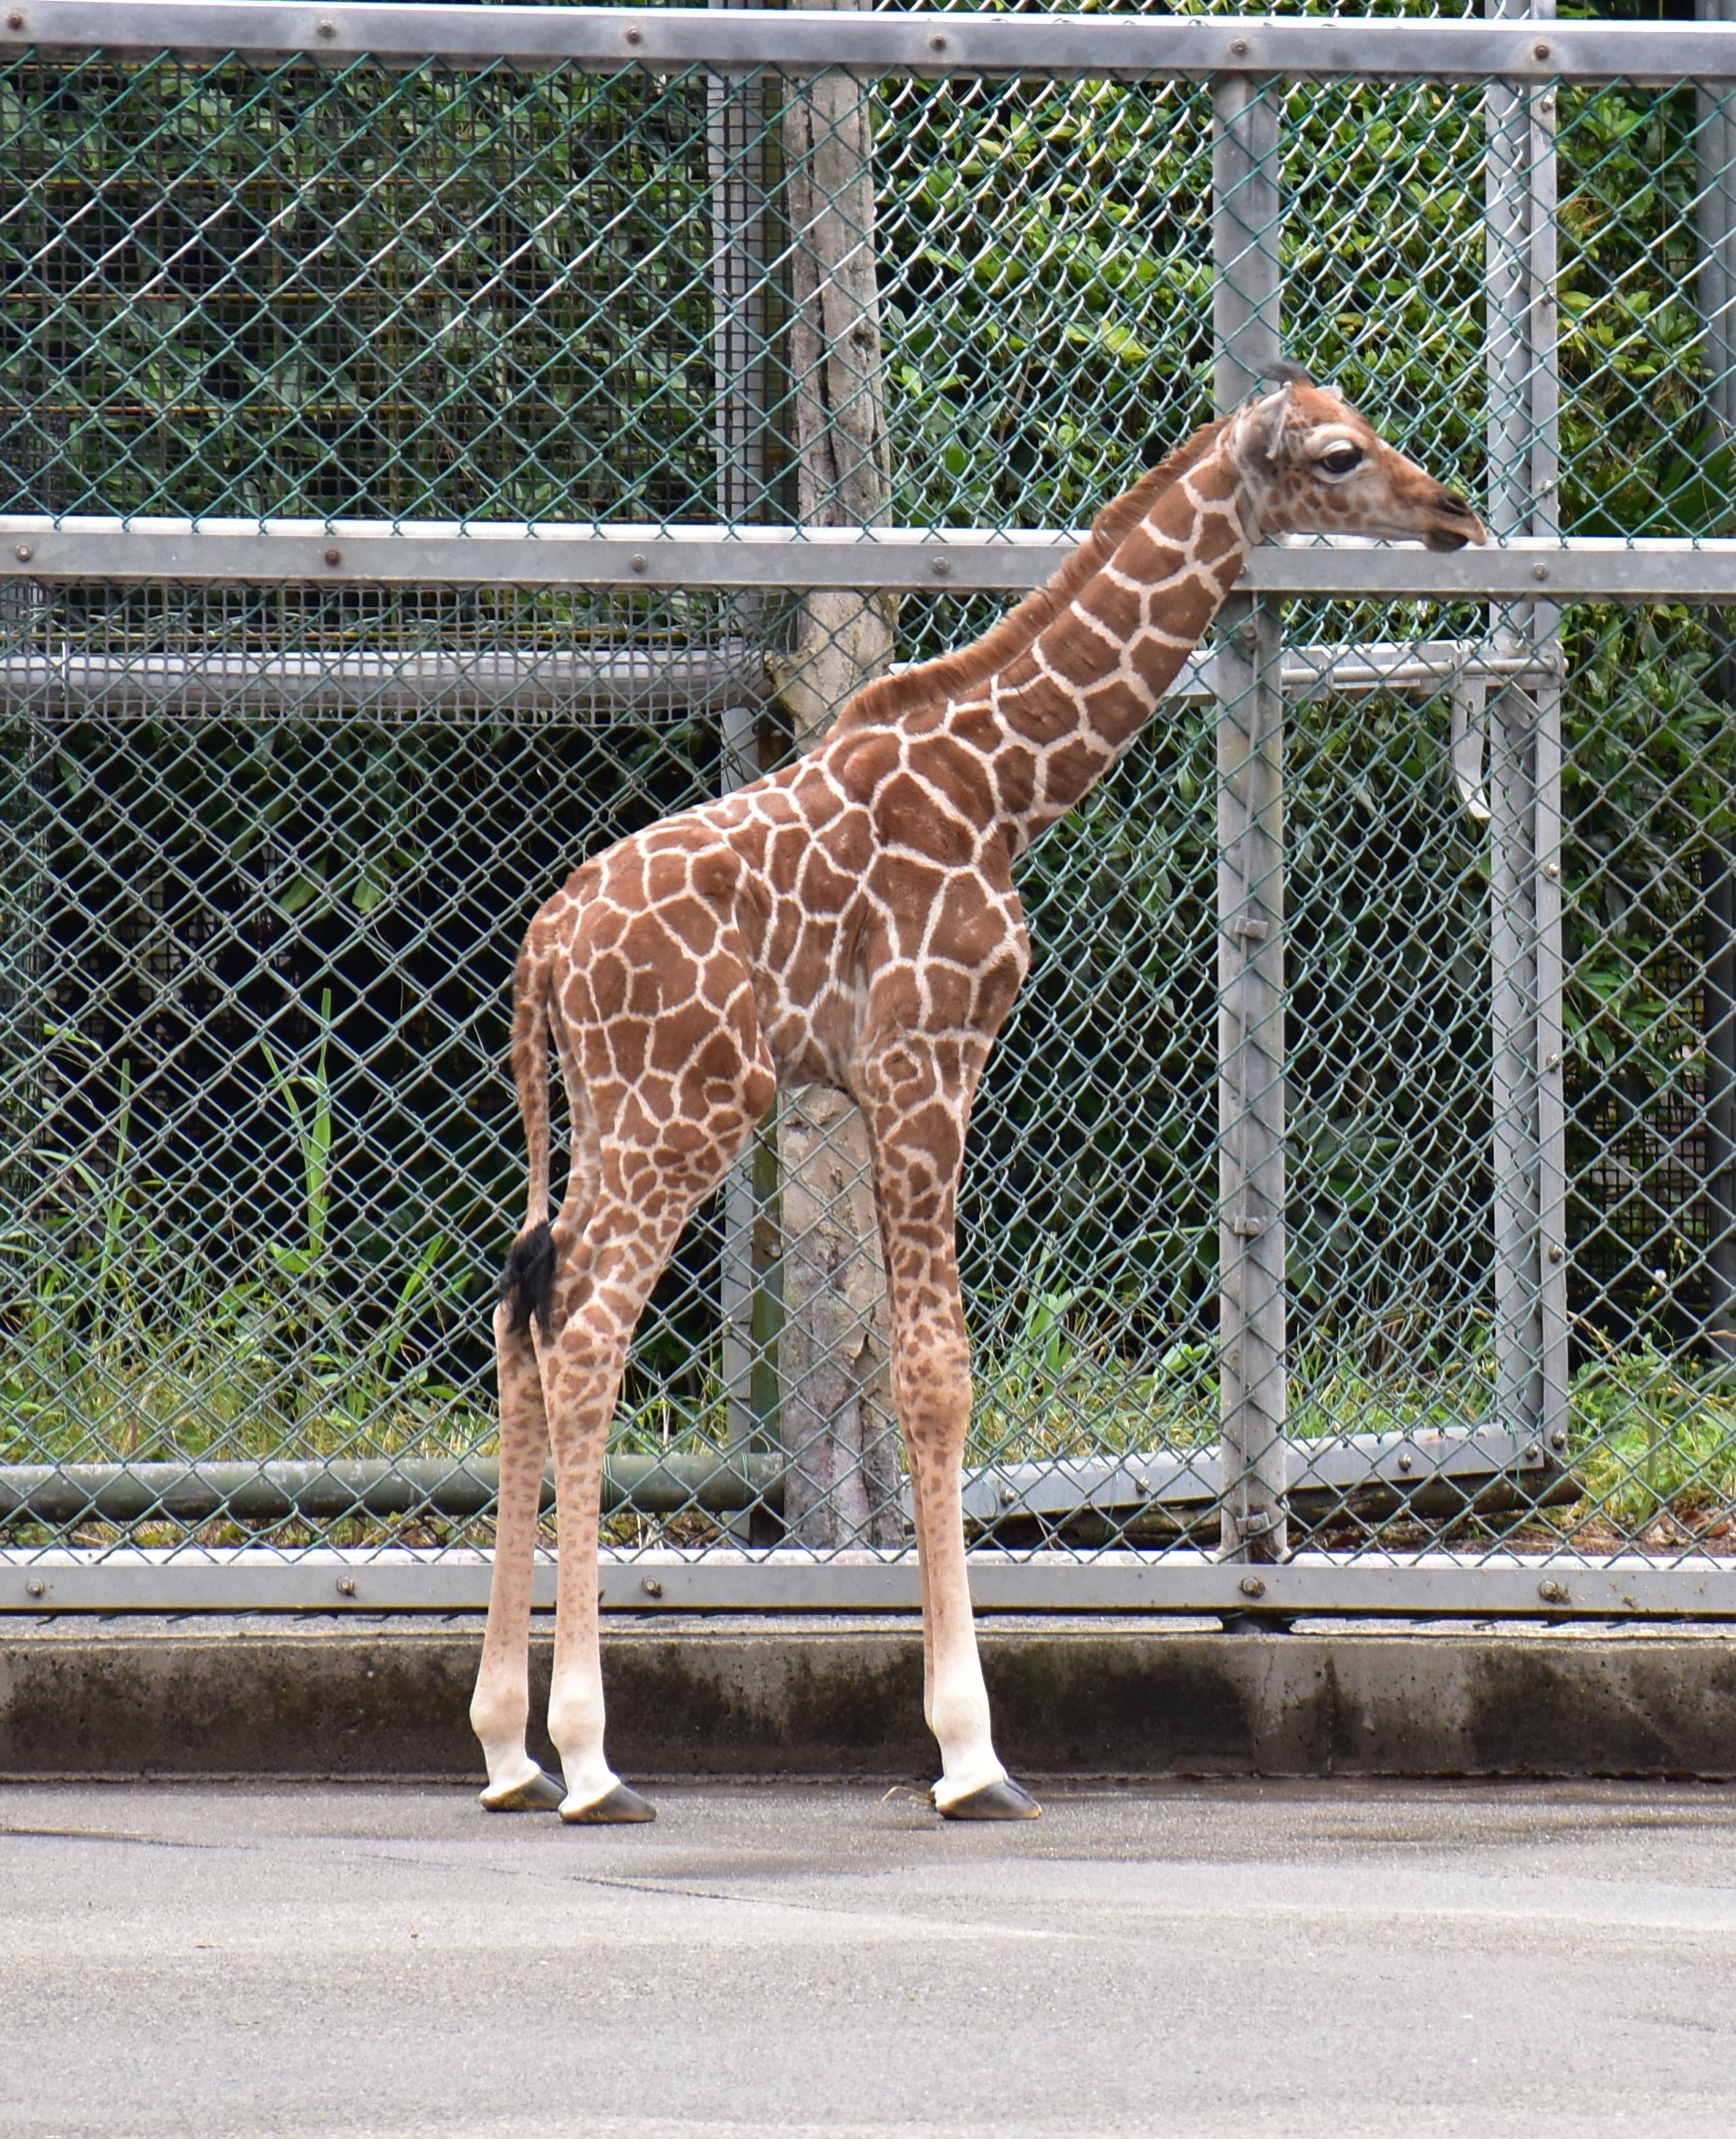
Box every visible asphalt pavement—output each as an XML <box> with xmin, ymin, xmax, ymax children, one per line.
<box><xmin>5</xmin><ymin>1777</ymin><xmax>1736</xmax><ymax>2138</ymax></box>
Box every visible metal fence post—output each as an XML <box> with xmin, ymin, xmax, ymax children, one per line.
<box><xmin>1212</xmin><ymin>74</ymin><xmax>1289</xmax><ymax>1563</ymax></box>
<box><xmin>708</xmin><ymin>8</ymin><xmax>782</xmax><ymax>1536</ymax></box>
<box><xmin>774</xmin><ymin>13</ymin><xmax>902</xmax><ymax>1548</ymax></box>
<box><xmin>1696</xmin><ymin>0</ymin><xmax>1736</xmax><ymax>1363</ymax></box>
<box><xmin>1484</xmin><ymin>0</ymin><xmax>1570</xmax><ymax>1452</ymax></box>
<box><xmin>0</xmin><ymin>412</ymin><xmax>54</xmax><ymax>1230</ymax></box>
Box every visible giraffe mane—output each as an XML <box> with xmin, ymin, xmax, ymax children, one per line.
<box><xmin>825</xmin><ymin>413</ymin><xmax>1230</xmax><ymax>738</ymax></box>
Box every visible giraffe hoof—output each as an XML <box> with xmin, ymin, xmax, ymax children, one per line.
<box><xmin>480</xmin><ymin>1767</ymin><xmax>566</xmax><ymax>1813</ymax></box>
<box><xmin>559</xmin><ymin>1781</ymin><xmax>657</xmax><ymax>1825</ymax></box>
<box><xmin>934</xmin><ymin>1777</ymin><xmax>1042</xmax><ymax>1822</ymax></box>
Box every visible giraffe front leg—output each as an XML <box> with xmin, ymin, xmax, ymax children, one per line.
<box><xmin>473</xmin><ymin>1298</ymin><xmax>564</xmax><ymax>1811</ymax></box>
<box><xmin>903</xmin><ymin>1378</ymin><xmax>1039</xmax><ymax>1821</ymax></box>
<box><xmin>869</xmin><ymin>1065</ymin><xmax>1040</xmax><ymax>1822</ymax></box>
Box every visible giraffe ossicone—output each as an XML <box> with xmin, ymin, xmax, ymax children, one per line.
<box><xmin>468</xmin><ymin>374</ymin><xmax>1488</xmax><ymax>1824</ymax></box>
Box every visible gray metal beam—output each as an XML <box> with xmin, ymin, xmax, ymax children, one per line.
<box><xmin>0</xmin><ymin>639</ymin><xmax>1552</xmax><ymax>714</ymax></box>
<box><xmin>4</xmin><ymin>1545</ymin><xmax>1732</xmax><ymax>1618</ymax></box>
<box><xmin>11</xmin><ymin>4</ymin><xmax>1736</xmax><ymax>84</ymax></box>
<box><xmin>8</xmin><ymin>519</ymin><xmax>1736</xmax><ymax>596</ymax></box>
<box><xmin>0</xmin><ymin>1423</ymin><xmax>1563</xmax><ymax>1536</ymax></box>
<box><xmin>0</xmin><ymin>1455</ymin><xmax>783</xmax><ymax>1525</ymax></box>
<box><xmin>0</xmin><ymin>646</ymin><xmax>767</xmax><ymax>715</ymax></box>
<box><xmin>1213</xmin><ymin>71</ymin><xmax>1289</xmax><ymax>1568</ymax></box>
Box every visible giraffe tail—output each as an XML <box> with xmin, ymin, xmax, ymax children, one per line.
<box><xmin>498</xmin><ymin>939</ymin><xmax>558</xmax><ymax>1339</ymax></box>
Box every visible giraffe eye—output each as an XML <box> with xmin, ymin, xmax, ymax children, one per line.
<box><xmin>1317</xmin><ymin>444</ymin><xmax>1364</xmax><ymax>478</ymax></box>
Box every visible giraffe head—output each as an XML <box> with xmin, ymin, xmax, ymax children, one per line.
<box><xmin>1229</xmin><ymin>362</ymin><xmax>1487</xmax><ymax>552</ymax></box>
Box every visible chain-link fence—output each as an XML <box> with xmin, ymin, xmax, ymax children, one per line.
<box><xmin>4</xmin><ymin>1</ymin><xmax>1736</xmax><ymax>1614</ymax></box>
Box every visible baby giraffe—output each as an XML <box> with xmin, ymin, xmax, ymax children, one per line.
<box><xmin>470</xmin><ymin>363</ymin><xmax>1487</xmax><ymax>1823</ymax></box>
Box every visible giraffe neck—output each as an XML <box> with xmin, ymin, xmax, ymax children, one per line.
<box><xmin>986</xmin><ymin>425</ymin><xmax>1259</xmax><ymax>851</ymax></box>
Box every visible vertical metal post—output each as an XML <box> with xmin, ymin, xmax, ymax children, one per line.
<box><xmin>1484</xmin><ymin>0</ymin><xmax>1569</xmax><ymax>1450</ymax></box>
<box><xmin>0</xmin><ymin>411</ymin><xmax>52</xmax><ymax>1223</ymax></box>
<box><xmin>1695</xmin><ymin>0</ymin><xmax>1736</xmax><ymax>1363</ymax></box>
<box><xmin>1212</xmin><ymin>75</ymin><xmax>1288</xmax><ymax>1563</ymax></box>
<box><xmin>708</xmin><ymin>3</ymin><xmax>769</xmax><ymax>531</ymax></box>
<box><xmin>716</xmin><ymin>701</ymin><xmax>781</xmax><ymax>1541</ymax></box>
<box><xmin>708</xmin><ymin>9</ymin><xmax>782</xmax><ymax>1535</ymax></box>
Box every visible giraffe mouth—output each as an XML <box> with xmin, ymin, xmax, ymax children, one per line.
<box><xmin>1422</xmin><ymin>491</ymin><xmax>1489</xmax><ymax>550</ymax></box>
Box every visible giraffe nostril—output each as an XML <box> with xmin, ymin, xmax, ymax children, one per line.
<box><xmin>1437</xmin><ymin>489</ymin><xmax>1477</xmax><ymax>518</ymax></box>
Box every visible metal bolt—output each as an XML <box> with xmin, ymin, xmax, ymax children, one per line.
<box><xmin>999</xmin><ymin>1484</ymin><xmax>1017</xmax><ymax>1505</ymax></box>
<box><xmin>1550</xmin><ymin>1428</ymin><xmax>1568</xmax><ymax>1451</ymax></box>
<box><xmin>317</xmin><ymin>16</ymin><xmax>336</xmax><ymax>34</ymax></box>
<box><xmin>324</xmin><ymin>547</ymin><xmax>340</xmax><ymax>566</ymax></box>
<box><xmin>641</xmin><ymin>1576</ymin><xmax>663</xmax><ymax>1597</ymax></box>
<box><xmin>14</xmin><ymin>543</ymin><xmax>29</xmax><ymax>561</ymax></box>
<box><xmin>1133</xmin><ymin>1475</ymin><xmax>1150</xmax><ymax>1497</ymax></box>
<box><xmin>1523</xmin><ymin>1445</ymin><xmax>1540</xmax><ymax>1463</ymax></box>
<box><xmin>930</xmin><ymin>555</ymin><xmax>950</xmax><ymax>577</ymax></box>
<box><xmin>1543</xmin><ymin>859</ymin><xmax>1561</xmax><ymax>878</ymax></box>
<box><xmin>928</xmin><ymin>31</ymin><xmax>947</xmax><ymax>51</ymax></box>
<box><xmin>1238</xmin><ymin>1575</ymin><xmax>1266</xmax><ymax>1599</ymax></box>
<box><xmin>1537</xmin><ymin>1578</ymin><xmax>1569</xmax><ymax>1604</ymax></box>
<box><xmin>25</xmin><ymin>1577</ymin><xmax>46</xmax><ymax>1597</ymax></box>
<box><xmin>5</xmin><ymin>13</ymin><xmax>22</xmax><ymax>28</ymax></box>
<box><xmin>629</xmin><ymin>553</ymin><xmax>647</xmax><ymax>573</ymax></box>
<box><xmin>624</xmin><ymin>25</ymin><xmax>642</xmax><ymax>43</ymax></box>
<box><xmin>1532</xmin><ymin>39</ymin><xmax>1550</xmax><ymax>61</ymax></box>
<box><xmin>1547</xmin><ymin>1243</ymin><xmax>1565</xmax><ymax>1263</ymax></box>
<box><xmin>1540</xmin><ymin>92</ymin><xmax>1556</xmax><ymax>114</ymax></box>
<box><xmin>336</xmin><ymin>1575</ymin><xmax>357</xmax><ymax>1596</ymax></box>
<box><xmin>1531</xmin><ymin>561</ymin><xmax>1549</xmax><ymax>582</ymax></box>
<box><xmin>1230</xmin><ymin>36</ymin><xmax>1249</xmax><ymax>55</ymax></box>
<box><xmin>1396</xmin><ymin>1452</ymin><xmax>1413</xmax><ymax>1473</ymax></box>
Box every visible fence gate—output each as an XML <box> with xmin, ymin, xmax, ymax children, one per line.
<box><xmin>4</xmin><ymin>1</ymin><xmax>1736</xmax><ymax>1620</ymax></box>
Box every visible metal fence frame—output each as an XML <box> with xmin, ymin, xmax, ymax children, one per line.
<box><xmin>5</xmin><ymin>0</ymin><xmax>1736</xmax><ymax>1616</ymax></box>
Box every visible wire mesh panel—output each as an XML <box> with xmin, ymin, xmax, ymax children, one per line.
<box><xmin>4</xmin><ymin>6</ymin><xmax>1736</xmax><ymax>1606</ymax></box>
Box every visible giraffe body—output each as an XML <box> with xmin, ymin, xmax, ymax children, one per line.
<box><xmin>469</xmin><ymin>372</ymin><xmax>1487</xmax><ymax>1820</ymax></box>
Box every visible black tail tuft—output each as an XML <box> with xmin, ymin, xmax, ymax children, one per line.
<box><xmin>498</xmin><ymin>1222</ymin><xmax>556</xmax><ymax>1338</ymax></box>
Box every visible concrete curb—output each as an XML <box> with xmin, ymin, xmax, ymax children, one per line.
<box><xmin>4</xmin><ymin>1615</ymin><xmax>1736</xmax><ymax>1780</ymax></box>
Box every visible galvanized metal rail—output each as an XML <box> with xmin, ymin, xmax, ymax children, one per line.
<box><xmin>5</xmin><ymin>520</ymin><xmax>1736</xmax><ymax>595</ymax></box>
<box><xmin>0</xmin><ymin>1421</ymin><xmax>1567</xmax><ymax>1536</ymax></box>
<box><xmin>9</xmin><ymin>3</ymin><xmax>1736</xmax><ymax>83</ymax></box>
<box><xmin>3</xmin><ymin>1544</ymin><xmax>1729</xmax><ymax>1619</ymax></box>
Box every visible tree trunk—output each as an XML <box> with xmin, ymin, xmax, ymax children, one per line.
<box><xmin>774</xmin><ymin>18</ymin><xmax>901</xmax><ymax>1548</ymax></box>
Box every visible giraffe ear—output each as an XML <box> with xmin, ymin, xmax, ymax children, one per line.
<box><xmin>1249</xmin><ymin>381</ymin><xmax>1294</xmax><ymax>462</ymax></box>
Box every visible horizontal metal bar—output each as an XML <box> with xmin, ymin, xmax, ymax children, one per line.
<box><xmin>0</xmin><ymin>638</ymin><xmax>1549</xmax><ymax>715</ymax></box>
<box><xmin>3</xmin><ymin>1546</ymin><xmax>1732</xmax><ymax>1618</ymax></box>
<box><xmin>0</xmin><ymin>646</ymin><xmax>768</xmax><ymax>716</ymax></box>
<box><xmin>0</xmin><ymin>517</ymin><xmax>1069</xmax><ymax>592</ymax></box>
<box><xmin>10</xmin><ymin>4</ymin><xmax>1736</xmax><ymax>85</ymax></box>
<box><xmin>4</xmin><ymin>519</ymin><xmax>1734</xmax><ymax>597</ymax></box>
<box><xmin>966</xmin><ymin>1423</ymin><xmax>1569</xmax><ymax>1526</ymax></box>
<box><xmin>0</xmin><ymin>1425</ymin><xmax>1568</xmax><ymax>1536</ymax></box>
<box><xmin>0</xmin><ymin>1455</ymin><xmax>784</xmax><ymax>1525</ymax></box>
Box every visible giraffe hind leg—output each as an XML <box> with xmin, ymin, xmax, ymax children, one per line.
<box><xmin>473</xmin><ymin>1295</ymin><xmax>562</xmax><ymax>1809</ymax></box>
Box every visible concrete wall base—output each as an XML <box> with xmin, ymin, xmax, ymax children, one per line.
<box><xmin>4</xmin><ymin>1615</ymin><xmax>1735</xmax><ymax>1781</ymax></box>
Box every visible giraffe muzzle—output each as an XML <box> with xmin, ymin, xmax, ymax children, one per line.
<box><xmin>1424</xmin><ymin>489</ymin><xmax>1489</xmax><ymax>551</ymax></box>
